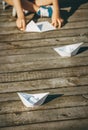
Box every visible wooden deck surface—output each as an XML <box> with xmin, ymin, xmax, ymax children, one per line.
<box><xmin>0</xmin><ymin>0</ymin><xmax>88</xmax><ymax>130</ymax></box>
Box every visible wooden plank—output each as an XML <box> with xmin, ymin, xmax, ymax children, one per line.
<box><xmin>0</xmin><ymin>11</ymin><xmax>12</xmax><ymax>16</ymax></box>
<box><xmin>0</xmin><ymin>76</ymin><xmax>88</xmax><ymax>93</ymax></box>
<box><xmin>0</xmin><ymin>43</ymin><xmax>87</xmax><ymax>56</ymax></box>
<box><xmin>0</xmin><ymin>56</ymin><xmax>88</xmax><ymax>73</ymax></box>
<box><xmin>0</xmin><ymin>15</ymin><xmax>13</xmax><ymax>22</ymax></box>
<box><xmin>0</xmin><ymin>36</ymin><xmax>87</xmax><ymax>50</ymax></box>
<box><xmin>0</xmin><ymin>119</ymin><xmax>88</xmax><ymax>130</ymax></box>
<box><xmin>0</xmin><ymin>106</ymin><xmax>88</xmax><ymax>127</ymax></box>
<box><xmin>0</xmin><ymin>95</ymin><xmax>88</xmax><ymax>114</ymax></box>
<box><xmin>0</xmin><ymin>66</ymin><xmax>88</xmax><ymax>83</ymax></box>
<box><xmin>68</xmin><ymin>9</ymin><xmax>88</xmax><ymax>22</ymax></box>
<box><xmin>0</xmin><ymin>41</ymin><xmax>87</xmax><ymax>55</ymax></box>
<box><xmin>62</xmin><ymin>21</ymin><xmax>88</xmax><ymax>29</ymax></box>
<box><xmin>0</xmin><ymin>46</ymin><xmax>88</xmax><ymax>63</ymax></box>
<box><xmin>0</xmin><ymin>28</ymin><xmax>88</xmax><ymax>42</ymax></box>
<box><xmin>0</xmin><ymin>86</ymin><xmax>88</xmax><ymax>102</ymax></box>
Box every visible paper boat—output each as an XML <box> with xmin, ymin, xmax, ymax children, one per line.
<box><xmin>25</xmin><ymin>20</ymin><xmax>55</xmax><ymax>32</ymax></box>
<box><xmin>17</xmin><ymin>92</ymin><xmax>49</xmax><ymax>107</ymax></box>
<box><xmin>54</xmin><ymin>42</ymin><xmax>83</xmax><ymax>57</ymax></box>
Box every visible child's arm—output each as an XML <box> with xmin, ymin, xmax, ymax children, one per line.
<box><xmin>13</xmin><ymin>0</ymin><xmax>26</xmax><ymax>31</ymax></box>
<box><xmin>52</xmin><ymin>0</ymin><xmax>63</xmax><ymax>28</ymax></box>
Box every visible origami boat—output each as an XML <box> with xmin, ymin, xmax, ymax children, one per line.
<box><xmin>17</xmin><ymin>92</ymin><xmax>49</xmax><ymax>107</ymax></box>
<box><xmin>25</xmin><ymin>20</ymin><xmax>55</xmax><ymax>32</ymax></box>
<box><xmin>54</xmin><ymin>42</ymin><xmax>83</xmax><ymax>57</ymax></box>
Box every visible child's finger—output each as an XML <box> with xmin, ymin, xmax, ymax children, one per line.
<box><xmin>58</xmin><ymin>20</ymin><xmax>61</xmax><ymax>28</ymax></box>
<box><xmin>16</xmin><ymin>19</ymin><xmax>20</xmax><ymax>28</ymax></box>
<box><xmin>52</xmin><ymin>21</ymin><xmax>57</xmax><ymax>27</ymax></box>
<box><xmin>19</xmin><ymin>19</ymin><xmax>26</xmax><ymax>31</ymax></box>
<box><xmin>21</xmin><ymin>19</ymin><xmax>26</xmax><ymax>31</ymax></box>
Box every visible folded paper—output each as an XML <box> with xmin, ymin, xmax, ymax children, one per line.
<box><xmin>25</xmin><ymin>20</ymin><xmax>55</xmax><ymax>32</ymax></box>
<box><xmin>17</xmin><ymin>92</ymin><xmax>49</xmax><ymax>107</ymax></box>
<box><xmin>54</xmin><ymin>42</ymin><xmax>83</xmax><ymax>57</ymax></box>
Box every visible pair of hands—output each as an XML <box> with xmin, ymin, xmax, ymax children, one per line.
<box><xmin>16</xmin><ymin>13</ymin><xmax>64</xmax><ymax>31</ymax></box>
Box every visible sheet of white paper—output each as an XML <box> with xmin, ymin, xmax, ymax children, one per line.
<box><xmin>25</xmin><ymin>20</ymin><xmax>55</xmax><ymax>32</ymax></box>
<box><xmin>17</xmin><ymin>92</ymin><xmax>49</xmax><ymax>107</ymax></box>
<box><xmin>26</xmin><ymin>20</ymin><xmax>40</xmax><ymax>32</ymax></box>
<box><xmin>54</xmin><ymin>42</ymin><xmax>83</xmax><ymax>57</ymax></box>
<box><xmin>36</xmin><ymin>21</ymin><xmax>55</xmax><ymax>32</ymax></box>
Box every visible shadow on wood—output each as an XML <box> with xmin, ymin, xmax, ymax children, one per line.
<box><xmin>43</xmin><ymin>94</ymin><xmax>64</xmax><ymax>104</ymax></box>
<box><xmin>60</xmin><ymin>0</ymin><xmax>88</xmax><ymax>24</ymax></box>
<box><xmin>77</xmin><ymin>46</ymin><xmax>88</xmax><ymax>55</ymax></box>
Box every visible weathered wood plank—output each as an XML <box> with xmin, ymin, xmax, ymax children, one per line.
<box><xmin>0</xmin><ymin>86</ymin><xmax>88</xmax><ymax>102</ymax></box>
<box><xmin>0</xmin><ymin>76</ymin><xmax>88</xmax><ymax>93</ymax></box>
<box><xmin>0</xmin><ymin>95</ymin><xmax>88</xmax><ymax>114</ymax></box>
<box><xmin>0</xmin><ymin>119</ymin><xmax>88</xmax><ymax>130</ymax></box>
<box><xmin>0</xmin><ymin>56</ymin><xmax>88</xmax><ymax>73</ymax></box>
<box><xmin>0</xmin><ymin>66</ymin><xmax>88</xmax><ymax>83</ymax></box>
<box><xmin>68</xmin><ymin>9</ymin><xmax>88</xmax><ymax>22</ymax></box>
<box><xmin>0</xmin><ymin>41</ymin><xmax>87</xmax><ymax>55</ymax></box>
<box><xmin>0</xmin><ymin>43</ymin><xmax>87</xmax><ymax>58</ymax></box>
<box><xmin>0</xmin><ymin>45</ymin><xmax>88</xmax><ymax>62</ymax></box>
<box><xmin>0</xmin><ymin>28</ymin><xmax>88</xmax><ymax>42</ymax></box>
<box><xmin>0</xmin><ymin>106</ymin><xmax>88</xmax><ymax>127</ymax></box>
<box><xmin>0</xmin><ymin>36</ymin><xmax>87</xmax><ymax>50</ymax></box>
<box><xmin>0</xmin><ymin>10</ymin><xmax>12</xmax><ymax>16</ymax></box>
<box><xmin>0</xmin><ymin>44</ymin><xmax>87</xmax><ymax>57</ymax></box>
<box><xmin>63</xmin><ymin>21</ymin><xmax>88</xmax><ymax>29</ymax></box>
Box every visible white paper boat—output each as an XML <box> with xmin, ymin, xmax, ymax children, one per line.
<box><xmin>25</xmin><ymin>20</ymin><xmax>55</xmax><ymax>32</ymax></box>
<box><xmin>54</xmin><ymin>42</ymin><xmax>83</xmax><ymax>57</ymax></box>
<box><xmin>17</xmin><ymin>92</ymin><xmax>49</xmax><ymax>107</ymax></box>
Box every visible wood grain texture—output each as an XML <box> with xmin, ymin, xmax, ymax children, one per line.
<box><xmin>0</xmin><ymin>0</ymin><xmax>88</xmax><ymax>129</ymax></box>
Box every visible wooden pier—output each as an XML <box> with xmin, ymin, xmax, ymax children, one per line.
<box><xmin>0</xmin><ymin>0</ymin><xmax>88</xmax><ymax>129</ymax></box>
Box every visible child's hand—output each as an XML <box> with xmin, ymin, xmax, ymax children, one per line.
<box><xmin>52</xmin><ymin>12</ymin><xmax>64</xmax><ymax>28</ymax></box>
<box><xmin>16</xmin><ymin>17</ymin><xmax>26</xmax><ymax>31</ymax></box>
